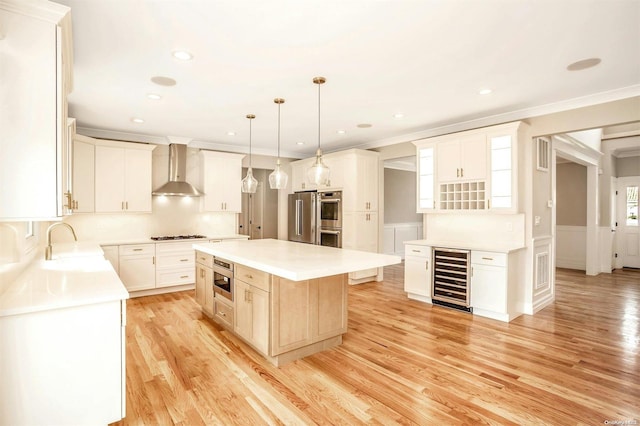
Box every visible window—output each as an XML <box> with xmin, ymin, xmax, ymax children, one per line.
<box><xmin>490</xmin><ymin>135</ymin><xmax>512</xmax><ymax>209</ymax></box>
<box><xmin>418</xmin><ymin>147</ymin><xmax>434</xmax><ymax>210</ymax></box>
<box><xmin>627</xmin><ymin>186</ymin><xmax>638</xmax><ymax>226</ymax></box>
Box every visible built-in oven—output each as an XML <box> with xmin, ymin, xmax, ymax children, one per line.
<box><xmin>318</xmin><ymin>228</ymin><xmax>342</xmax><ymax>248</ymax></box>
<box><xmin>319</xmin><ymin>191</ymin><xmax>342</xmax><ymax>229</ymax></box>
<box><xmin>213</xmin><ymin>257</ymin><xmax>234</xmax><ymax>301</ymax></box>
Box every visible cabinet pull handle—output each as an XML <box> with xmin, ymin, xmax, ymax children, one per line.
<box><xmin>461</xmin><ymin>168</ymin><xmax>463</xmax><ymax>177</ymax></box>
<box><xmin>121</xmin><ymin>201</ymin><xmax>125</xmax><ymax>210</ymax></box>
<box><xmin>246</xmin><ymin>274</ymin><xmax>253</xmax><ymax>279</ymax></box>
<box><xmin>456</xmin><ymin>168</ymin><xmax>460</xmax><ymax>178</ymax></box>
<box><xmin>133</xmin><ymin>248</ymin><xmax>143</xmax><ymax>251</ymax></box>
<box><xmin>180</xmin><ymin>275</ymin><xmax>189</xmax><ymax>279</ymax></box>
<box><xmin>482</xmin><ymin>257</ymin><xmax>494</xmax><ymax>261</ymax></box>
<box><xmin>180</xmin><ymin>258</ymin><xmax>189</xmax><ymax>262</ymax></box>
<box><xmin>425</xmin><ymin>260</ymin><xmax>429</xmax><ymax>270</ymax></box>
<box><xmin>153</xmin><ymin>256</ymin><xmax>155</xmax><ymax>265</ymax></box>
<box><xmin>412</xmin><ymin>249</ymin><xmax>420</xmax><ymax>253</ymax></box>
<box><xmin>74</xmin><ymin>200</ymin><xmax>78</xmax><ymax>209</ymax></box>
<box><xmin>64</xmin><ymin>191</ymin><xmax>72</xmax><ymax>209</ymax></box>
<box><xmin>126</xmin><ymin>201</ymin><xmax>129</xmax><ymax>210</ymax></box>
<box><xmin>220</xmin><ymin>312</ymin><xmax>226</xmax><ymax>317</ymax></box>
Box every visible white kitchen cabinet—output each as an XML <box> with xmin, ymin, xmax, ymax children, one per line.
<box><xmin>235</xmin><ymin>276</ymin><xmax>270</xmax><ymax>355</ymax></box>
<box><xmin>0</xmin><ymin>300</ymin><xmax>126</xmax><ymax>425</ymax></box>
<box><xmin>118</xmin><ymin>244</ymin><xmax>156</xmax><ymax>292</ymax></box>
<box><xmin>342</xmin><ymin>150</ymin><xmax>379</xmax><ymax>212</ymax></box>
<box><xmin>200</xmin><ymin>151</ymin><xmax>244</xmax><ymax>212</ymax></box>
<box><xmin>470</xmin><ymin>250</ymin><xmax>523</xmax><ymax>322</ymax></box>
<box><xmin>290</xmin><ymin>153</ymin><xmax>344</xmax><ymax>192</ymax></box>
<box><xmin>155</xmin><ymin>241</ymin><xmax>195</xmax><ymax>288</ymax></box>
<box><xmin>72</xmin><ymin>134</ymin><xmax>96</xmax><ymax>213</ymax></box>
<box><xmin>414</xmin><ymin>121</ymin><xmax>527</xmax><ymax>213</ymax></box>
<box><xmin>290</xmin><ymin>158</ymin><xmax>317</xmax><ymax>192</ymax></box>
<box><xmin>437</xmin><ymin>134</ymin><xmax>487</xmax><ymax>182</ymax></box>
<box><xmin>404</xmin><ymin>244</ymin><xmax>432</xmax><ymax>303</ymax></box>
<box><xmin>94</xmin><ymin>142</ymin><xmax>155</xmax><ymax>213</ymax></box>
<box><xmin>343</xmin><ymin>211</ymin><xmax>379</xmax><ymax>282</ymax></box>
<box><xmin>0</xmin><ymin>3</ymin><xmax>72</xmax><ymax>219</ymax></box>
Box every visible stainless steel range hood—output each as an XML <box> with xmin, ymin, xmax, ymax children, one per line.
<box><xmin>152</xmin><ymin>144</ymin><xmax>203</xmax><ymax>197</ymax></box>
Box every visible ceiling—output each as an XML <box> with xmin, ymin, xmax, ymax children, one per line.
<box><xmin>56</xmin><ymin>0</ymin><xmax>640</xmax><ymax>159</ymax></box>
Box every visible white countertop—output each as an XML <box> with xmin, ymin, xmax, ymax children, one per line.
<box><xmin>404</xmin><ymin>239</ymin><xmax>525</xmax><ymax>253</ymax></box>
<box><xmin>0</xmin><ymin>243</ymin><xmax>128</xmax><ymax>317</ymax></box>
<box><xmin>95</xmin><ymin>234</ymin><xmax>249</xmax><ymax>246</ymax></box>
<box><xmin>193</xmin><ymin>239</ymin><xmax>402</xmax><ymax>281</ymax></box>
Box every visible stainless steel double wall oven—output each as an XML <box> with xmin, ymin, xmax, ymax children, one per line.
<box><xmin>288</xmin><ymin>190</ymin><xmax>342</xmax><ymax>248</ymax></box>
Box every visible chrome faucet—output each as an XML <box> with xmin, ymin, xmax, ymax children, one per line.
<box><xmin>45</xmin><ymin>222</ymin><xmax>78</xmax><ymax>260</ymax></box>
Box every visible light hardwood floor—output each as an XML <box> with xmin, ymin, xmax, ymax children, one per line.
<box><xmin>111</xmin><ymin>265</ymin><xmax>639</xmax><ymax>425</ymax></box>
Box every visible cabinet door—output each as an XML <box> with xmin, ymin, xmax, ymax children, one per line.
<box><xmin>471</xmin><ymin>264</ymin><xmax>506</xmax><ymax>313</ymax></box>
<box><xmin>459</xmin><ymin>135</ymin><xmax>487</xmax><ymax>180</ymax></box>
<box><xmin>119</xmin><ymin>254</ymin><xmax>155</xmax><ymax>292</ymax></box>
<box><xmin>291</xmin><ymin>158</ymin><xmax>317</xmax><ymax>192</ymax></box>
<box><xmin>322</xmin><ymin>156</ymin><xmax>344</xmax><ymax>190</ymax></box>
<box><xmin>0</xmin><ymin>10</ymin><xmax>59</xmax><ymax>219</ymax></box>
<box><xmin>124</xmin><ymin>148</ymin><xmax>152</xmax><ymax>212</ymax></box>
<box><xmin>95</xmin><ymin>146</ymin><xmax>125</xmax><ymax>212</ymax></box>
<box><xmin>72</xmin><ymin>138</ymin><xmax>95</xmax><ymax>213</ymax></box>
<box><xmin>234</xmin><ymin>280</ymin><xmax>269</xmax><ymax>355</ymax></box>
<box><xmin>436</xmin><ymin>141</ymin><xmax>460</xmax><ymax>182</ymax></box>
<box><xmin>201</xmin><ymin>152</ymin><xmax>243</xmax><ymax>212</ymax></box>
<box><xmin>195</xmin><ymin>264</ymin><xmax>207</xmax><ymax>307</ymax></box>
<box><xmin>271</xmin><ymin>278</ymin><xmax>312</xmax><ymax>355</ymax></box>
<box><xmin>404</xmin><ymin>246</ymin><xmax>431</xmax><ymax>299</ymax></box>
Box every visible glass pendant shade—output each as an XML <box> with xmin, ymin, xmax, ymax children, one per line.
<box><xmin>241</xmin><ymin>114</ymin><xmax>258</xmax><ymax>193</ymax></box>
<box><xmin>269</xmin><ymin>160</ymin><xmax>288</xmax><ymax>189</ymax></box>
<box><xmin>269</xmin><ymin>98</ymin><xmax>289</xmax><ymax>190</ymax></box>
<box><xmin>307</xmin><ymin>76</ymin><xmax>330</xmax><ymax>185</ymax></box>
<box><xmin>307</xmin><ymin>148</ymin><xmax>331</xmax><ymax>186</ymax></box>
<box><xmin>241</xmin><ymin>167</ymin><xmax>258</xmax><ymax>193</ymax></box>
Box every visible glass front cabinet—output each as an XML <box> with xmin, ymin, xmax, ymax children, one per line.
<box><xmin>414</xmin><ymin>121</ymin><xmax>528</xmax><ymax>213</ymax></box>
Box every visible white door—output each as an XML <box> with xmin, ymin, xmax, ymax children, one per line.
<box><xmin>617</xmin><ymin>177</ymin><xmax>640</xmax><ymax>268</ymax></box>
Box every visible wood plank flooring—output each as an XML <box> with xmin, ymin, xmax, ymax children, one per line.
<box><xmin>111</xmin><ymin>265</ymin><xmax>639</xmax><ymax>425</ymax></box>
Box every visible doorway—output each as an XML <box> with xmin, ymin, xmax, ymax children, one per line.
<box><xmin>239</xmin><ymin>168</ymin><xmax>278</xmax><ymax>240</ymax></box>
<box><xmin>616</xmin><ymin>177</ymin><xmax>640</xmax><ymax>268</ymax></box>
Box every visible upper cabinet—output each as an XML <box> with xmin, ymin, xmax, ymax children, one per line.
<box><xmin>200</xmin><ymin>151</ymin><xmax>244</xmax><ymax>213</ymax></box>
<box><xmin>0</xmin><ymin>2</ymin><xmax>73</xmax><ymax>220</ymax></box>
<box><xmin>71</xmin><ymin>134</ymin><xmax>96</xmax><ymax>213</ymax></box>
<box><xmin>94</xmin><ymin>141</ymin><xmax>155</xmax><ymax>213</ymax></box>
<box><xmin>414</xmin><ymin>121</ymin><xmax>528</xmax><ymax>213</ymax></box>
<box><xmin>341</xmin><ymin>150</ymin><xmax>379</xmax><ymax>212</ymax></box>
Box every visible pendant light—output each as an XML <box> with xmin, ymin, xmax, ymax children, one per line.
<box><xmin>307</xmin><ymin>76</ymin><xmax>330</xmax><ymax>186</ymax></box>
<box><xmin>241</xmin><ymin>114</ymin><xmax>258</xmax><ymax>193</ymax></box>
<box><xmin>268</xmin><ymin>98</ymin><xmax>289</xmax><ymax>189</ymax></box>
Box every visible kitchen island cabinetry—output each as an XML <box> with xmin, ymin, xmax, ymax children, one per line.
<box><xmin>0</xmin><ymin>2</ymin><xmax>73</xmax><ymax>220</ymax></box>
<box><xmin>195</xmin><ymin>251</ymin><xmax>214</xmax><ymax>315</ymax></box>
<box><xmin>94</xmin><ymin>141</ymin><xmax>155</xmax><ymax>213</ymax></box>
<box><xmin>195</xmin><ymin>239</ymin><xmax>398</xmax><ymax>365</ymax></box>
<box><xmin>200</xmin><ymin>151</ymin><xmax>244</xmax><ymax>212</ymax></box>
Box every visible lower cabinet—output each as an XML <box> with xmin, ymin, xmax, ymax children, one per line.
<box><xmin>0</xmin><ymin>300</ymin><xmax>125</xmax><ymax>425</ymax></box>
<box><xmin>235</xmin><ymin>278</ymin><xmax>270</xmax><ymax>355</ymax></box>
<box><xmin>213</xmin><ymin>295</ymin><xmax>233</xmax><ymax>329</ymax></box>
<box><xmin>470</xmin><ymin>251</ymin><xmax>509</xmax><ymax>321</ymax></box>
<box><xmin>403</xmin><ymin>244</ymin><xmax>432</xmax><ymax>303</ymax></box>
<box><xmin>118</xmin><ymin>244</ymin><xmax>156</xmax><ymax>292</ymax></box>
<box><xmin>155</xmin><ymin>242</ymin><xmax>195</xmax><ymax>288</ymax></box>
<box><xmin>195</xmin><ymin>251</ymin><xmax>213</xmax><ymax>315</ymax></box>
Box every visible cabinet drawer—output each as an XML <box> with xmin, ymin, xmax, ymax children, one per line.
<box><xmin>156</xmin><ymin>252</ymin><xmax>195</xmax><ymax>268</ymax></box>
<box><xmin>214</xmin><ymin>298</ymin><xmax>233</xmax><ymax>328</ymax></box>
<box><xmin>471</xmin><ymin>251</ymin><xmax>506</xmax><ymax>267</ymax></box>
<box><xmin>156</xmin><ymin>241</ymin><xmax>197</xmax><ymax>254</ymax></box>
<box><xmin>156</xmin><ymin>268</ymin><xmax>195</xmax><ymax>288</ymax></box>
<box><xmin>405</xmin><ymin>244</ymin><xmax>430</xmax><ymax>258</ymax></box>
<box><xmin>195</xmin><ymin>251</ymin><xmax>214</xmax><ymax>267</ymax></box>
<box><xmin>119</xmin><ymin>244</ymin><xmax>155</xmax><ymax>256</ymax></box>
<box><xmin>235</xmin><ymin>264</ymin><xmax>270</xmax><ymax>292</ymax></box>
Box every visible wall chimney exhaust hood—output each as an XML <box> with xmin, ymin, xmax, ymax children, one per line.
<box><xmin>152</xmin><ymin>143</ymin><xmax>203</xmax><ymax>197</ymax></box>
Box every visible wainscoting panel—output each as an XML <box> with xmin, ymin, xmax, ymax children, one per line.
<box><xmin>383</xmin><ymin>222</ymin><xmax>423</xmax><ymax>258</ymax></box>
<box><xmin>556</xmin><ymin>225</ymin><xmax>586</xmax><ymax>270</ymax></box>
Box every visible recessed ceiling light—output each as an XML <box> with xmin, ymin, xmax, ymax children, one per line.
<box><xmin>172</xmin><ymin>50</ymin><xmax>193</xmax><ymax>61</ymax></box>
<box><xmin>479</xmin><ymin>88</ymin><xmax>492</xmax><ymax>95</ymax></box>
<box><xmin>357</xmin><ymin>123</ymin><xmax>372</xmax><ymax>128</ymax></box>
<box><xmin>131</xmin><ymin>117</ymin><xmax>144</xmax><ymax>123</ymax></box>
<box><xmin>151</xmin><ymin>76</ymin><xmax>176</xmax><ymax>86</ymax></box>
<box><xmin>567</xmin><ymin>57</ymin><xmax>601</xmax><ymax>71</ymax></box>
<box><xmin>296</xmin><ymin>142</ymin><xmax>305</xmax><ymax>145</ymax></box>
<box><xmin>147</xmin><ymin>93</ymin><xmax>162</xmax><ymax>100</ymax></box>
<box><xmin>393</xmin><ymin>113</ymin><xmax>404</xmax><ymax>119</ymax></box>
<box><xmin>227</xmin><ymin>131</ymin><xmax>236</xmax><ymax>136</ymax></box>
<box><xmin>336</xmin><ymin>130</ymin><xmax>346</xmax><ymax>135</ymax></box>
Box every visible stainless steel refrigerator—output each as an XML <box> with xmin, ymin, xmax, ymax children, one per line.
<box><xmin>288</xmin><ymin>192</ymin><xmax>318</xmax><ymax>244</ymax></box>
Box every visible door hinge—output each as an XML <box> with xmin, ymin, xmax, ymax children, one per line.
<box><xmin>615</xmin><ymin>253</ymin><xmax>618</xmax><ymax>258</ymax></box>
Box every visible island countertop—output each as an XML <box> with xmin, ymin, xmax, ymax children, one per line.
<box><xmin>193</xmin><ymin>239</ymin><xmax>401</xmax><ymax>281</ymax></box>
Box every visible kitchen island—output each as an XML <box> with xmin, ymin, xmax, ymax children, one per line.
<box><xmin>193</xmin><ymin>239</ymin><xmax>401</xmax><ymax>366</ymax></box>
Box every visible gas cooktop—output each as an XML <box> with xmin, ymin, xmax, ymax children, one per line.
<box><xmin>150</xmin><ymin>234</ymin><xmax>207</xmax><ymax>241</ymax></box>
